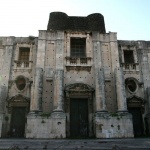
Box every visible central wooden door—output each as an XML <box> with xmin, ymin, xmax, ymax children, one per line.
<box><xmin>11</xmin><ymin>107</ymin><xmax>26</xmax><ymax>138</ymax></box>
<box><xmin>70</xmin><ymin>98</ymin><xmax>88</xmax><ymax>138</ymax></box>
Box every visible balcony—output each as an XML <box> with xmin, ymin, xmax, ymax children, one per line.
<box><xmin>121</xmin><ymin>63</ymin><xmax>139</xmax><ymax>72</ymax></box>
<box><xmin>14</xmin><ymin>60</ymin><xmax>33</xmax><ymax>72</ymax></box>
<box><xmin>65</xmin><ymin>57</ymin><xmax>92</xmax><ymax>72</ymax></box>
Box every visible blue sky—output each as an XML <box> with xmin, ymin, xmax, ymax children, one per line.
<box><xmin>0</xmin><ymin>0</ymin><xmax>149</xmax><ymax>40</ymax></box>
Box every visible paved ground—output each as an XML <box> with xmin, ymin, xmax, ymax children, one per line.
<box><xmin>0</xmin><ymin>138</ymin><xmax>150</xmax><ymax>150</ymax></box>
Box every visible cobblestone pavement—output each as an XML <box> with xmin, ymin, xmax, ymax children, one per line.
<box><xmin>0</xmin><ymin>138</ymin><xmax>150</xmax><ymax>150</ymax></box>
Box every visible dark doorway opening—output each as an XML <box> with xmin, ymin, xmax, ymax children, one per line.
<box><xmin>70</xmin><ymin>98</ymin><xmax>88</xmax><ymax>138</ymax></box>
<box><xmin>128</xmin><ymin>107</ymin><xmax>144</xmax><ymax>137</ymax></box>
<box><xmin>10</xmin><ymin>107</ymin><xmax>26</xmax><ymax>138</ymax></box>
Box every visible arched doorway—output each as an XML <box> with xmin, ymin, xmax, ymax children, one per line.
<box><xmin>65</xmin><ymin>83</ymin><xmax>94</xmax><ymax>138</ymax></box>
<box><xmin>7</xmin><ymin>94</ymin><xmax>30</xmax><ymax>138</ymax></box>
<box><xmin>127</xmin><ymin>95</ymin><xmax>145</xmax><ymax>137</ymax></box>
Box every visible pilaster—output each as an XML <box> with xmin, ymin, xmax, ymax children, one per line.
<box><xmin>36</xmin><ymin>30</ymin><xmax>46</xmax><ymax>69</ymax></box>
<box><xmin>0</xmin><ymin>37</ymin><xmax>14</xmax><ymax>137</ymax></box>
<box><xmin>30</xmin><ymin>31</ymin><xmax>46</xmax><ymax>113</ymax></box>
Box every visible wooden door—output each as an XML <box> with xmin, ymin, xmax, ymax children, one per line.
<box><xmin>128</xmin><ymin>107</ymin><xmax>144</xmax><ymax>137</ymax></box>
<box><xmin>70</xmin><ymin>98</ymin><xmax>88</xmax><ymax>138</ymax></box>
<box><xmin>11</xmin><ymin>107</ymin><xmax>26</xmax><ymax>138</ymax></box>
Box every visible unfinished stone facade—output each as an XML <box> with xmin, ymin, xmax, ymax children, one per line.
<box><xmin>0</xmin><ymin>12</ymin><xmax>149</xmax><ymax>138</ymax></box>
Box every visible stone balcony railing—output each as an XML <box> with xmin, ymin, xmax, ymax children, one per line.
<box><xmin>65</xmin><ymin>57</ymin><xmax>92</xmax><ymax>72</ymax></box>
<box><xmin>120</xmin><ymin>63</ymin><xmax>139</xmax><ymax>72</ymax></box>
<box><xmin>14</xmin><ymin>60</ymin><xmax>33</xmax><ymax>71</ymax></box>
<box><xmin>66</xmin><ymin>57</ymin><xmax>91</xmax><ymax>64</ymax></box>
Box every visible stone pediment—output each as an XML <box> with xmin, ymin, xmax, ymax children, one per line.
<box><xmin>7</xmin><ymin>94</ymin><xmax>30</xmax><ymax>103</ymax></box>
<box><xmin>127</xmin><ymin>95</ymin><xmax>145</xmax><ymax>109</ymax></box>
<box><xmin>65</xmin><ymin>83</ymin><xmax>94</xmax><ymax>93</ymax></box>
<box><xmin>7</xmin><ymin>94</ymin><xmax>30</xmax><ymax>113</ymax></box>
<box><xmin>127</xmin><ymin>95</ymin><xmax>145</xmax><ymax>104</ymax></box>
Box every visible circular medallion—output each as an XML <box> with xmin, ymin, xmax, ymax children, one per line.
<box><xmin>15</xmin><ymin>76</ymin><xmax>26</xmax><ymax>91</ymax></box>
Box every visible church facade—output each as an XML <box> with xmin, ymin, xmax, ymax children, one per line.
<box><xmin>0</xmin><ymin>12</ymin><xmax>149</xmax><ymax>138</ymax></box>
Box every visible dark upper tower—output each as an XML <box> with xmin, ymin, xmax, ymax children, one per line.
<box><xmin>47</xmin><ymin>12</ymin><xmax>106</xmax><ymax>33</ymax></box>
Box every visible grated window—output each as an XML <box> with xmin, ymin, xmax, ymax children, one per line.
<box><xmin>19</xmin><ymin>47</ymin><xmax>30</xmax><ymax>61</ymax></box>
<box><xmin>70</xmin><ymin>38</ymin><xmax>86</xmax><ymax>58</ymax></box>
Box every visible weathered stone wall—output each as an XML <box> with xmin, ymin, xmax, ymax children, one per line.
<box><xmin>26</xmin><ymin>114</ymin><xmax>66</xmax><ymax>138</ymax></box>
<box><xmin>118</xmin><ymin>40</ymin><xmax>150</xmax><ymax>135</ymax></box>
<box><xmin>0</xmin><ymin>36</ymin><xmax>37</xmax><ymax>137</ymax></box>
<box><xmin>95</xmin><ymin>113</ymin><xmax>134</xmax><ymax>138</ymax></box>
<box><xmin>0</xmin><ymin>37</ymin><xmax>15</xmax><ymax>137</ymax></box>
<box><xmin>0</xmin><ymin>12</ymin><xmax>150</xmax><ymax>138</ymax></box>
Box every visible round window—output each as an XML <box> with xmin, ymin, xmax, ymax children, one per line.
<box><xmin>16</xmin><ymin>76</ymin><xmax>26</xmax><ymax>91</ymax></box>
<box><xmin>126</xmin><ymin>79</ymin><xmax>137</xmax><ymax>93</ymax></box>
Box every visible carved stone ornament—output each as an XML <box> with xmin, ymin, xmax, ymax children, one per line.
<box><xmin>16</xmin><ymin>76</ymin><xmax>26</xmax><ymax>90</ymax></box>
<box><xmin>7</xmin><ymin>94</ymin><xmax>30</xmax><ymax>113</ymax></box>
<box><xmin>65</xmin><ymin>83</ymin><xmax>94</xmax><ymax>94</ymax></box>
<box><xmin>14</xmin><ymin>76</ymin><xmax>30</xmax><ymax>92</ymax></box>
<box><xmin>65</xmin><ymin>83</ymin><xmax>94</xmax><ymax>110</ymax></box>
<box><xmin>127</xmin><ymin>95</ymin><xmax>145</xmax><ymax>111</ymax></box>
<box><xmin>125</xmin><ymin>77</ymin><xmax>139</xmax><ymax>93</ymax></box>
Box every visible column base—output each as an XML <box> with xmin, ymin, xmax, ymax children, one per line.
<box><xmin>117</xmin><ymin>110</ymin><xmax>128</xmax><ymax>113</ymax></box>
<box><xmin>95</xmin><ymin>111</ymin><xmax>108</xmax><ymax>117</ymax></box>
<box><xmin>51</xmin><ymin>110</ymin><xmax>66</xmax><ymax>118</ymax></box>
<box><xmin>117</xmin><ymin>110</ymin><xmax>129</xmax><ymax>116</ymax></box>
<box><xmin>29</xmin><ymin>110</ymin><xmax>42</xmax><ymax>114</ymax></box>
<box><xmin>26</xmin><ymin>111</ymin><xmax>66</xmax><ymax>138</ymax></box>
<box><xmin>94</xmin><ymin>112</ymin><xmax>134</xmax><ymax>138</ymax></box>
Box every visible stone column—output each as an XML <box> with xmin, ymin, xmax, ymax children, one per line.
<box><xmin>53</xmin><ymin>69</ymin><xmax>64</xmax><ymax>112</ymax></box>
<box><xmin>0</xmin><ymin>85</ymin><xmax>7</xmax><ymax>113</ymax></box>
<box><xmin>95</xmin><ymin>68</ymin><xmax>107</xmax><ymax>112</ymax></box>
<box><xmin>146</xmin><ymin>87</ymin><xmax>150</xmax><ymax>135</ymax></box>
<box><xmin>115</xmin><ymin>67</ymin><xmax>128</xmax><ymax>112</ymax></box>
<box><xmin>30</xmin><ymin>67</ymin><xmax>43</xmax><ymax>112</ymax></box>
<box><xmin>0</xmin><ymin>85</ymin><xmax>7</xmax><ymax>137</ymax></box>
<box><xmin>93</xmin><ymin>32</ymin><xmax>107</xmax><ymax>113</ymax></box>
<box><xmin>147</xmin><ymin>88</ymin><xmax>150</xmax><ymax>114</ymax></box>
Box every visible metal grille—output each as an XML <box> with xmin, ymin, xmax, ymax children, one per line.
<box><xmin>19</xmin><ymin>47</ymin><xmax>30</xmax><ymax>61</ymax></box>
<box><xmin>71</xmin><ymin>38</ymin><xmax>86</xmax><ymax>57</ymax></box>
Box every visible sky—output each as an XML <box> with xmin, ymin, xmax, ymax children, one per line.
<box><xmin>0</xmin><ymin>0</ymin><xmax>150</xmax><ymax>40</ymax></box>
